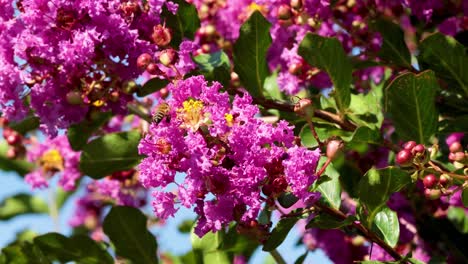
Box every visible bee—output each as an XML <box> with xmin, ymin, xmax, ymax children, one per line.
<box><xmin>152</xmin><ymin>102</ymin><xmax>171</xmax><ymax>124</ymax></box>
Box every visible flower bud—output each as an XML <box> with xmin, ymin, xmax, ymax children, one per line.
<box><xmin>146</xmin><ymin>62</ymin><xmax>162</xmax><ymax>75</ymax></box>
<box><xmin>326</xmin><ymin>139</ymin><xmax>344</xmax><ymax>160</ymax></box>
<box><xmin>294</xmin><ymin>98</ymin><xmax>313</xmax><ymax>116</ymax></box>
<box><xmin>152</xmin><ymin>25</ymin><xmax>172</xmax><ymax>46</ymax></box>
<box><xmin>121</xmin><ymin>1</ymin><xmax>139</xmax><ymax>16</ymax></box>
<box><xmin>403</xmin><ymin>141</ymin><xmax>417</xmax><ymax>150</ymax></box>
<box><xmin>6</xmin><ymin>133</ymin><xmax>22</xmax><ymax>146</ymax></box>
<box><xmin>449</xmin><ymin>142</ymin><xmax>463</xmax><ymax>153</ymax></box>
<box><xmin>396</xmin><ymin>149</ymin><xmax>413</xmax><ymax>166</ymax></box>
<box><xmin>109</xmin><ymin>91</ymin><xmax>120</xmax><ymax>102</ymax></box>
<box><xmin>122</xmin><ymin>80</ymin><xmax>138</xmax><ymax>94</ymax></box>
<box><xmin>424</xmin><ymin>188</ymin><xmax>441</xmax><ymax>200</ymax></box>
<box><xmin>438</xmin><ymin>174</ymin><xmax>452</xmax><ymax>187</ymax></box>
<box><xmin>159</xmin><ymin>87</ymin><xmax>169</xmax><ymax>99</ymax></box>
<box><xmin>290</xmin><ymin>0</ymin><xmax>303</xmax><ymax>10</ymax></box>
<box><xmin>159</xmin><ymin>49</ymin><xmax>178</xmax><ymax>66</ymax></box>
<box><xmin>277</xmin><ymin>5</ymin><xmax>292</xmax><ymax>20</ymax></box>
<box><xmin>66</xmin><ymin>90</ymin><xmax>83</xmax><ymax>105</ymax></box>
<box><xmin>422</xmin><ymin>174</ymin><xmax>437</xmax><ymax>189</ymax></box>
<box><xmin>288</xmin><ymin>61</ymin><xmax>303</xmax><ymax>75</ymax></box>
<box><xmin>137</xmin><ymin>53</ymin><xmax>153</xmax><ymax>69</ymax></box>
<box><xmin>0</xmin><ymin>117</ymin><xmax>9</xmax><ymax>127</ymax></box>
<box><xmin>449</xmin><ymin>151</ymin><xmax>466</xmax><ymax>162</ymax></box>
<box><xmin>412</xmin><ymin>144</ymin><xmax>425</xmax><ymax>155</ymax></box>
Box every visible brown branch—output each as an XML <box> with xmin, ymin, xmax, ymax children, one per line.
<box><xmin>315</xmin><ymin>202</ymin><xmax>403</xmax><ymax>261</ymax></box>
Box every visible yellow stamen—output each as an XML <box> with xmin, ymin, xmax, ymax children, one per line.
<box><xmin>92</xmin><ymin>100</ymin><xmax>105</xmax><ymax>107</ymax></box>
<box><xmin>39</xmin><ymin>149</ymin><xmax>64</xmax><ymax>172</ymax></box>
<box><xmin>178</xmin><ymin>99</ymin><xmax>205</xmax><ymax>131</ymax></box>
<box><xmin>224</xmin><ymin>113</ymin><xmax>233</xmax><ymax>127</ymax></box>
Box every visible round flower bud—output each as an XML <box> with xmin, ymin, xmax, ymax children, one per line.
<box><xmin>277</xmin><ymin>4</ymin><xmax>292</xmax><ymax>20</ymax></box>
<box><xmin>66</xmin><ymin>90</ymin><xmax>83</xmax><ymax>105</ymax></box>
<box><xmin>159</xmin><ymin>49</ymin><xmax>178</xmax><ymax>66</ymax></box>
<box><xmin>0</xmin><ymin>117</ymin><xmax>9</xmax><ymax>127</ymax></box>
<box><xmin>152</xmin><ymin>25</ymin><xmax>172</xmax><ymax>46</ymax></box>
<box><xmin>137</xmin><ymin>53</ymin><xmax>153</xmax><ymax>69</ymax></box>
<box><xmin>6</xmin><ymin>147</ymin><xmax>17</xmax><ymax>159</ymax></box>
<box><xmin>438</xmin><ymin>174</ymin><xmax>452</xmax><ymax>187</ymax></box>
<box><xmin>290</xmin><ymin>0</ymin><xmax>303</xmax><ymax>10</ymax></box>
<box><xmin>449</xmin><ymin>151</ymin><xmax>466</xmax><ymax>162</ymax></box>
<box><xmin>396</xmin><ymin>149</ymin><xmax>413</xmax><ymax>166</ymax></box>
<box><xmin>159</xmin><ymin>87</ymin><xmax>169</xmax><ymax>99</ymax></box>
<box><xmin>412</xmin><ymin>144</ymin><xmax>425</xmax><ymax>154</ymax></box>
<box><xmin>146</xmin><ymin>62</ymin><xmax>162</xmax><ymax>75</ymax></box>
<box><xmin>424</xmin><ymin>188</ymin><xmax>441</xmax><ymax>200</ymax></box>
<box><xmin>294</xmin><ymin>98</ymin><xmax>313</xmax><ymax>116</ymax></box>
<box><xmin>449</xmin><ymin>142</ymin><xmax>462</xmax><ymax>153</ymax></box>
<box><xmin>6</xmin><ymin>132</ymin><xmax>21</xmax><ymax>146</ymax></box>
<box><xmin>326</xmin><ymin>139</ymin><xmax>344</xmax><ymax>160</ymax></box>
<box><xmin>403</xmin><ymin>141</ymin><xmax>417</xmax><ymax>150</ymax></box>
<box><xmin>122</xmin><ymin>80</ymin><xmax>138</xmax><ymax>94</ymax></box>
<box><xmin>288</xmin><ymin>61</ymin><xmax>303</xmax><ymax>75</ymax></box>
<box><xmin>422</xmin><ymin>174</ymin><xmax>437</xmax><ymax>189</ymax></box>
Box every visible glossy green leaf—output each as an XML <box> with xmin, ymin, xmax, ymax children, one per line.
<box><xmin>0</xmin><ymin>194</ymin><xmax>48</xmax><ymax>221</ymax></box>
<box><xmin>277</xmin><ymin>192</ymin><xmax>299</xmax><ymax>209</ymax></box>
<box><xmin>299</xmin><ymin>122</ymin><xmax>352</xmax><ymax>148</ymax></box>
<box><xmin>162</xmin><ymin>0</ymin><xmax>200</xmax><ymax>47</ymax></box>
<box><xmin>1</xmin><ymin>243</ymin><xmax>49</xmax><ymax>264</ymax></box>
<box><xmin>384</xmin><ymin>70</ymin><xmax>439</xmax><ymax>144</ymax></box>
<box><xmin>371</xmin><ymin>206</ymin><xmax>400</xmax><ymax>247</ymax></box>
<box><xmin>370</xmin><ymin>19</ymin><xmax>411</xmax><ymax>68</ymax></box>
<box><xmin>294</xmin><ymin>252</ymin><xmax>308</xmax><ymax>264</ymax></box>
<box><xmin>348</xmin><ymin>83</ymin><xmax>384</xmax><ymax>130</ymax></box>
<box><xmin>67</xmin><ymin>112</ymin><xmax>112</xmax><ymax>151</ymax></box>
<box><xmin>299</xmin><ymin>33</ymin><xmax>352</xmax><ymax>112</ymax></box>
<box><xmin>348</xmin><ymin>126</ymin><xmax>382</xmax><ymax>148</ymax></box>
<box><xmin>80</xmin><ymin>131</ymin><xmax>142</xmax><ymax>179</ymax></box>
<box><xmin>316</xmin><ymin>160</ymin><xmax>341</xmax><ymax>209</ymax></box>
<box><xmin>191</xmin><ymin>228</ymin><xmax>229</xmax><ymax>264</ymax></box>
<box><xmin>34</xmin><ymin>233</ymin><xmax>113</xmax><ymax>264</ymax></box>
<box><xmin>447</xmin><ymin>207</ymin><xmax>468</xmax><ymax>234</ymax></box>
<box><xmin>233</xmin><ymin>11</ymin><xmax>272</xmax><ymax>97</ymax></box>
<box><xmin>418</xmin><ymin>33</ymin><xmax>468</xmax><ymax>96</ymax></box>
<box><xmin>193</xmin><ymin>51</ymin><xmax>231</xmax><ymax>86</ymax></box>
<box><xmin>103</xmin><ymin>206</ymin><xmax>158</xmax><ymax>264</ymax></box>
<box><xmin>264</xmin><ymin>71</ymin><xmax>283</xmax><ymax>100</ymax></box>
<box><xmin>306</xmin><ymin>214</ymin><xmax>354</xmax><ymax>229</ymax></box>
<box><xmin>262</xmin><ymin>217</ymin><xmax>299</xmax><ymax>251</ymax></box>
<box><xmin>220</xmin><ymin>225</ymin><xmax>258</xmax><ymax>257</ymax></box>
<box><xmin>0</xmin><ymin>142</ymin><xmax>33</xmax><ymax>176</ymax></box>
<box><xmin>9</xmin><ymin>115</ymin><xmax>40</xmax><ymax>135</ymax></box>
<box><xmin>358</xmin><ymin>167</ymin><xmax>410</xmax><ymax>226</ymax></box>
<box><xmin>137</xmin><ymin>78</ymin><xmax>169</xmax><ymax>97</ymax></box>
<box><xmin>462</xmin><ymin>189</ymin><xmax>468</xmax><ymax>208</ymax></box>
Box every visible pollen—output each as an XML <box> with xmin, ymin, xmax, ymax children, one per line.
<box><xmin>92</xmin><ymin>100</ymin><xmax>105</xmax><ymax>107</ymax></box>
<box><xmin>248</xmin><ymin>3</ymin><xmax>266</xmax><ymax>12</ymax></box>
<box><xmin>179</xmin><ymin>99</ymin><xmax>205</xmax><ymax>131</ymax></box>
<box><xmin>39</xmin><ymin>149</ymin><xmax>64</xmax><ymax>172</ymax></box>
<box><xmin>224</xmin><ymin>113</ymin><xmax>234</xmax><ymax>127</ymax></box>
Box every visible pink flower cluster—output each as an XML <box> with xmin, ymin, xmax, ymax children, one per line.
<box><xmin>138</xmin><ymin>75</ymin><xmax>321</xmax><ymax>236</ymax></box>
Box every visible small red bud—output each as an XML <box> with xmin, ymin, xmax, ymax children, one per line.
<box><xmin>6</xmin><ymin>147</ymin><xmax>17</xmax><ymax>159</ymax></box>
<box><xmin>66</xmin><ymin>90</ymin><xmax>83</xmax><ymax>105</ymax></box>
<box><xmin>288</xmin><ymin>61</ymin><xmax>303</xmax><ymax>75</ymax></box>
<box><xmin>146</xmin><ymin>62</ymin><xmax>162</xmax><ymax>75</ymax></box>
<box><xmin>403</xmin><ymin>141</ymin><xmax>417</xmax><ymax>150</ymax></box>
<box><xmin>450</xmin><ymin>151</ymin><xmax>466</xmax><ymax>162</ymax></box>
<box><xmin>326</xmin><ymin>139</ymin><xmax>344</xmax><ymax>160</ymax></box>
<box><xmin>152</xmin><ymin>25</ymin><xmax>172</xmax><ymax>46</ymax></box>
<box><xmin>294</xmin><ymin>98</ymin><xmax>313</xmax><ymax>116</ymax></box>
<box><xmin>159</xmin><ymin>88</ymin><xmax>169</xmax><ymax>99</ymax></box>
<box><xmin>424</xmin><ymin>188</ymin><xmax>441</xmax><ymax>200</ymax></box>
<box><xmin>290</xmin><ymin>0</ymin><xmax>303</xmax><ymax>10</ymax></box>
<box><xmin>438</xmin><ymin>174</ymin><xmax>452</xmax><ymax>187</ymax></box>
<box><xmin>159</xmin><ymin>49</ymin><xmax>178</xmax><ymax>66</ymax></box>
<box><xmin>121</xmin><ymin>1</ymin><xmax>139</xmax><ymax>16</ymax></box>
<box><xmin>109</xmin><ymin>91</ymin><xmax>120</xmax><ymax>102</ymax></box>
<box><xmin>449</xmin><ymin>142</ymin><xmax>462</xmax><ymax>153</ymax></box>
<box><xmin>423</xmin><ymin>174</ymin><xmax>437</xmax><ymax>189</ymax></box>
<box><xmin>6</xmin><ymin>134</ymin><xmax>21</xmax><ymax>146</ymax></box>
<box><xmin>412</xmin><ymin>144</ymin><xmax>425</xmax><ymax>154</ymax></box>
<box><xmin>0</xmin><ymin>117</ymin><xmax>9</xmax><ymax>127</ymax></box>
<box><xmin>277</xmin><ymin>5</ymin><xmax>292</xmax><ymax>20</ymax></box>
<box><xmin>396</xmin><ymin>149</ymin><xmax>413</xmax><ymax>166</ymax></box>
<box><xmin>137</xmin><ymin>53</ymin><xmax>153</xmax><ymax>69</ymax></box>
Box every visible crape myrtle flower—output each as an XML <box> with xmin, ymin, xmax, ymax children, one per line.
<box><xmin>138</xmin><ymin>75</ymin><xmax>321</xmax><ymax>237</ymax></box>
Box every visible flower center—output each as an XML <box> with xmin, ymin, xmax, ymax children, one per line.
<box><xmin>39</xmin><ymin>149</ymin><xmax>64</xmax><ymax>173</ymax></box>
<box><xmin>179</xmin><ymin>99</ymin><xmax>205</xmax><ymax>131</ymax></box>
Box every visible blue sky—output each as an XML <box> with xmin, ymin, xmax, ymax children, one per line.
<box><xmin>0</xmin><ymin>169</ymin><xmax>331</xmax><ymax>263</ymax></box>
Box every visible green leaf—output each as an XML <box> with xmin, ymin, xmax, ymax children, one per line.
<box><xmin>462</xmin><ymin>189</ymin><xmax>468</xmax><ymax>208</ymax></box>
<box><xmin>191</xmin><ymin>228</ymin><xmax>229</xmax><ymax>264</ymax></box>
<box><xmin>233</xmin><ymin>11</ymin><xmax>272</xmax><ymax>98</ymax></box>
<box><xmin>178</xmin><ymin>219</ymin><xmax>195</xmax><ymax>233</ymax></box>
<box><xmin>103</xmin><ymin>206</ymin><xmax>158</xmax><ymax>264</ymax></box>
<box><xmin>306</xmin><ymin>214</ymin><xmax>354</xmax><ymax>229</ymax></box>
<box><xmin>220</xmin><ymin>225</ymin><xmax>258</xmax><ymax>257</ymax></box>
<box><xmin>264</xmin><ymin>71</ymin><xmax>283</xmax><ymax>100</ymax></box>
<box><xmin>294</xmin><ymin>252</ymin><xmax>308</xmax><ymax>264</ymax></box>
<box><xmin>0</xmin><ymin>194</ymin><xmax>48</xmax><ymax>221</ymax></box>
<box><xmin>1</xmin><ymin>243</ymin><xmax>50</xmax><ymax>264</ymax></box>
<box><xmin>299</xmin><ymin>122</ymin><xmax>352</xmax><ymax>148</ymax></box>
<box><xmin>370</xmin><ymin>19</ymin><xmax>411</xmax><ymax>68</ymax></box>
<box><xmin>418</xmin><ymin>33</ymin><xmax>468</xmax><ymax>96</ymax></box>
<box><xmin>384</xmin><ymin>70</ymin><xmax>439</xmax><ymax>144</ymax></box>
<box><xmin>447</xmin><ymin>207</ymin><xmax>468</xmax><ymax>234</ymax></box>
<box><xmin>299</xmin><ymin>33</ymin><xmax>352</xmax><ymax>112</ymax></box>
<box><xmin>193</xmin><ymin>51</ymin><xmax>231</xmax><ymax>86</ymax></box>
<box><xmin>371</xmin><ymin>206</ymin><xmax>400</xmax><ymax>247</ymax></box>
<box><xmin>67</xmin><ymin>112</ymin><xmax>112</xmax><ymax>151</ymax></box>
<box><xmin>80</xmin><ymin>131</ymin><xmax>142</xmax><ymax>179</ymax></box>
<box><xmin>347</xmin><ymin>126</ymin><xmax>382</xmax><ymax>148</ymax></box>
<box><xmin>348</xmin><ymin>83</ymin><xmax>384</xmax><ymax>129</ymax></box>
<box><xmin>0</xmin><ymin>142</ymin><xmax>33</xmax><ymax>176</ymax></box>
<box><xmin>9</xmin><ymin>116</ymin><xmax>40</xmax><ymax>135</ymax></box>
<box><xmin>262</xmin><ymin>217</ymin><xmax>299</xmax><ymax>251</ymax></box>
<box><xmin>137</xmin><ymin>78</ymin><xmax>170</xmax><ymax>97</ymax></box>
<box><xmin>316</xmin><ymin>160</ymin><xmax>341</xmax><ymax>209</ymax></box>
<box><xmin>34</xmin><ymin>233</ymin><xmax>113</xmax><ymax>264</ymax></box>
<box><xmin>277</xmin><ymin>193</ymin><xmax>299</xmax><ymax>209</ymax></box>
<box><xmin>162</xmin><ymin>0</ymin><xmax>200</xmax><ymax>47</ymax></box>
<box><xmin>358</xmin><ymin>167</ymin><xmax>410</xmax><ymax>226</ymax></box>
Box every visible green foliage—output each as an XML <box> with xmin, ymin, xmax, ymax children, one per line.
<box><xmin>306</xmin><ymin>214</ymin><xmax>355</xmax><ymax>229</ymax></box>
<box><xmin>9</xmin><ymin>115</ymin><xmax>40</xmax><ymax>135</ymax></box>
<box><xmin>418</xmin><ymin>33</ymin><xmax>468</xmax><ymax>97</ymax></box>
<box><xmin>0</xmin><ymin>142</ymin><xmax>33</xmax><ymax>176</ymax></box>
<box><xmin>137</xmin><ymin>78</ymin><xmax>170</xmax><ymax>97</ymax></box>
<box><xmin>384</xmin><ymin>70</ymin><xmax>439</xmax><ymax>144</ymax></box>
<box><xmin>80</xmin><ymin>131</ymin><xmax>142</xmax><ymax>178</ymax></box>
<box><xmin>371</xmin><ymin>206</ymin><xmax>400</xmax><ymax>247</ymax></box>
<box><xmin>233</xmin><ymin>11</ymin><xmax>272</xmax><ymax>98</ymax></box>
<box><xmin>193</xmin><ymin>51</ymin><xmax>231</xmax><ymax>87</ymax></box>
<box><xmin>298</xmin><ymin>33</ymin><xmax>352</xmax><ymax>112</ymax></box>
<box><xmin>103</xmin><ymin>206</ymin><xmax>158</xmax><ymax>264</ymax></box>
<box><xmin>0</xmin><ymin>194</ymin><xmax>48</xmax><ymax>221</ymax></box>
<box><xmin>191</xmin><ymin>228</ymin><xmax>230</xmax><ymax>264</ymax></box>
<box><xmin>316</xmin><ymin>160</ymin><xmax>341</xmax><ymax>209</ymax></box>
<box><xmin>67</xmin><ymin>111</ymin><xmax>112</xmax><ymax>151</ymax></box>
<box><xmin>358</xmin><ymin>167</ymin><xmax>410</xmax><ymax>226</ymax></box>
<box><xmin>370</xmin><ymin>19</ymin><xmax>411</xmax><ymax>68</ymax></box>
<box><xmin>162</xmin><ymin>0</ymin><xmax>200</xmax><ymax>47</ymax></box>
<box><xmin>347</xmin><ymin>83</ymin><xmax>384</xmax><ymax>130</ymax></box>
<box><xmin>262</xmin><ymin>217</ymin><xmax>299</xmax><ymax>251</ymax></box>
<box><xmin>447</xmin><ymin>207</ymin><xmax>468</xmax><ymax>234</ymax></box>
<box><xmin>277</xmin><ymin>192</ymin><xmax>299</xmax><ymax>209</ymax></box>
<box><xmin>347</xmin><ymin>126</ymin><xmax>382</xmax><ymax>148</ymax></box>
<box><xmin>462</xmin><ymin>189</ymin><xmax>468</xmax><ymax>208</ymax></box>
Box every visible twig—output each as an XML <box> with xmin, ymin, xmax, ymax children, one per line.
<box><xmin>428</xmin><ymin>160</ymin><xmax>468</xmax><ymax>180</ymax></box>
<box><xmin>270</xmin><ymin>249</ymin><xmax>287</xmax><ymax>264</ymax></box>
